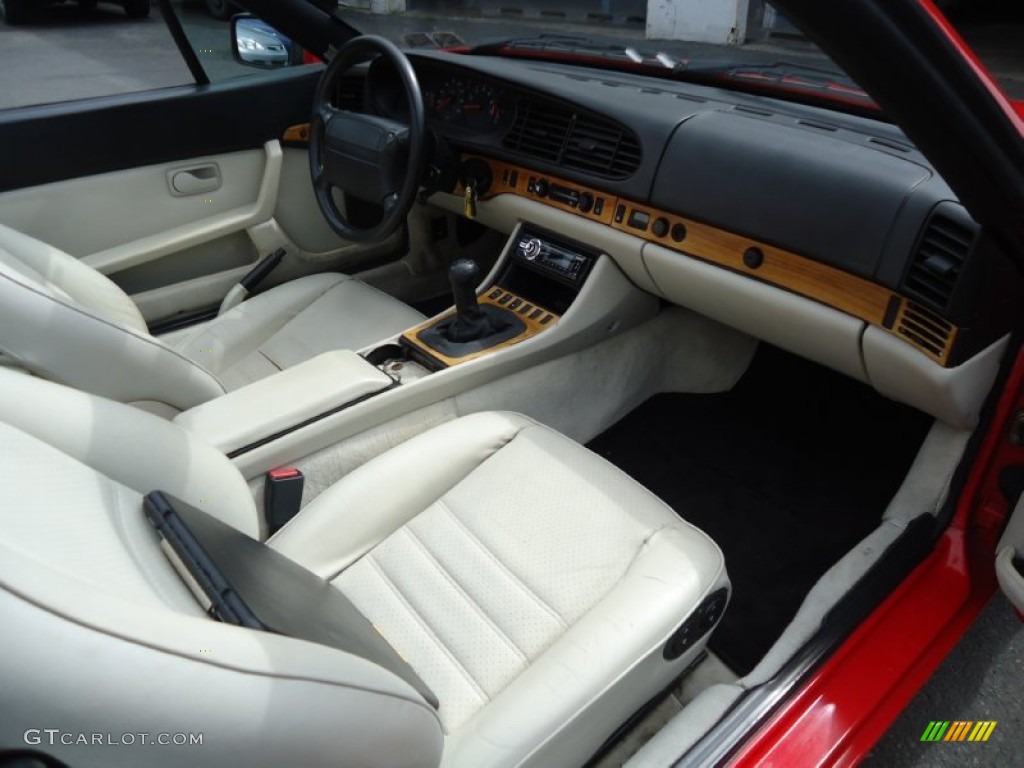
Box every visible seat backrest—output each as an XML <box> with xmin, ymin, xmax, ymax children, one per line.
<box><xmin>0</xmin><ymin>367</ymin><xmax>443</xmax><ymax>768</ymax></box>
<box><xmin>0</xmin><ymin>223</ymin><xmax>225</xmax><ymax>410</ymax></box>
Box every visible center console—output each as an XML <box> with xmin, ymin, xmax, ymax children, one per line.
<box><xmin>173</xmin><ymin>219</ymin><xmax>658</xmax><ymax>478</ymax></box>
<box><xmin>397</xmin><ymin>226</ymin><xmax>599</xmax><ymax>370</ymax></box>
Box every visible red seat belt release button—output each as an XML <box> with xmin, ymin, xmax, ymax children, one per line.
<box><xmin>265</xmin><ymin>468</ymin><xmax>304</xmax><ymax>535</ymax></box>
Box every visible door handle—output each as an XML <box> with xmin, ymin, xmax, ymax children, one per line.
<box><xmin>168</xmin><ymin>164</ymin><xmax>222</xmax><ymax>196</ymax></box>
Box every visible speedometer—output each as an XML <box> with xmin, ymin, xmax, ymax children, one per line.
<box><xmin>426</xmin><ymin>77</ymin><xmax>466</xmax><ymax>124</ymax></box>
<box><xmin>424</xmin><ymin>75</ymin><xmax>516</xmax><ymax>134</ymax></box>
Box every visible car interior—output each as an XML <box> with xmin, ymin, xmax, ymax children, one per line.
<box><xmin>0</xmin><ymin>16</ymin><xmax>1020</xmax><ymax>768</ymax></box>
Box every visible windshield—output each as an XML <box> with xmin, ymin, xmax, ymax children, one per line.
<box><xmin>332</xmin><ymin>2</ymin><xmax>1022</xmax><ymax>111</ymax></box>
<box><xmin>340</xmin><ymin>5</ymin><xmax>867</xmax><ymax>96</ymax></box>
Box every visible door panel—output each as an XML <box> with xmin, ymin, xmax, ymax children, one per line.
<box><xmin>0</xmin><ymin>67</ymin><xmax>404</xmax><ymax>325</ymax></box>
<box><xmin>0</xmin><ymin>143</ymin><xmax>278</xmax><ymax>265</ymax></box>
<box><xmin>996</xmin><ymin>495</ymin><xmax>1024</xmax><ymax>613</ymax></box>
<box><xmin>0</xmin><ymin>69</ymin><xmax>320</xmax><ymax>193</ymax></box>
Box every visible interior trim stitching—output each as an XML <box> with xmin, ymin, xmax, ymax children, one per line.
<box><xmin>361</xmin><ymin>552</ymin><xmax>490</xmax><ymax>702</ymax></box>
<box><xmin>436</xmin><ymin>497</ymin><xmax>568</xmax><ymax>629</ymax></box>
<box><xmin>401</xmin><ymin>523</ymin><xmax>529</xmax><ymax>664</ymax></box>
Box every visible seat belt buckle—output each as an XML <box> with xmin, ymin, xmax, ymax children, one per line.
<box><xmin>265</xmin><ymin>468</ymin><xmax>304</xmax><ymax>535</ymax></box>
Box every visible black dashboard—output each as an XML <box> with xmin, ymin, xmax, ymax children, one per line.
<box><xmin>343</xmin><ymin>50</ymin><xmax>1019</xmax><ymax>368</ymax></box>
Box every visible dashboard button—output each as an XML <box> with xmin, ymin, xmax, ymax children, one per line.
<box><xmin>614</xmin><ymin>204</ymin><xmax>626</xmax><ymax>223</ymax></box>
<box><xmin>594</xmin><ymin>197</ymin><xmax>604</xmax><ymax>216</ymax></box>
<box><xmin>743</xmin><ymin>247</ymin><xmax>765</xmax><ymax>269</ymax></box>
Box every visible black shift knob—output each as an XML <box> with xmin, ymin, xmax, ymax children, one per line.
<box><xmin>450</xmin><ymin>259</ymin><xmax>482</xmax><ymax>320</ymax></box>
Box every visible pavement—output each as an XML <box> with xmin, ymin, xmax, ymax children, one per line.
<box><xmin>864</xmin><ymin>593</ymin><xmax>1024</xmax><ymax>767</ymax></box>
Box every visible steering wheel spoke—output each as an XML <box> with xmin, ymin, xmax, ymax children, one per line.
<box><xmin>308</xmin><ymin>36</ymin><xmax>425</xmax><ymax>243</ymax></box>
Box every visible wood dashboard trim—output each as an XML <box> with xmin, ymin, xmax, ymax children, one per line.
<box><xmin>282</xmin><ymin>124</ymin><xmax>311</xmax><ymax>144</ymax></box>
<box><xmin>459</xmin><ymin>154</ymin><xmax>958</xmax><ymax>365</ymax></box>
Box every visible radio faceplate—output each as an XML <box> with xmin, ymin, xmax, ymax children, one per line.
<box><xmin>511</xmin><ymin>229</ymin><xmax>596</xmax><ymax>287</ymax></box>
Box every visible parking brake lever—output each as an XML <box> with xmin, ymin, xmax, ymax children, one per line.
<box><xmin>218</xmin><ymin>248</ymin><xmax>286</xmax><ymax>316</ymax></box>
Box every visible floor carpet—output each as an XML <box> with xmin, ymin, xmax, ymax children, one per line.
<box><xmin>586</xmin><ymin>345</ymin><xmax>934</xmax><ymax>675</ymax></box>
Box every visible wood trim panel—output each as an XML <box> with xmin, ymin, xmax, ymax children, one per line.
<box><xmin>891</xmin><ymin>298</ymin><xmax>958</xmax><ymax>366</ymax></box>
<box><xmin>401</xmin><ymin>288</ymin><xmax>558</xmax><ymax>368</ymax></box>
<box><xmin>283</xmin><ymin>123</ymin><xmax>311</xmax><ymax>144</ymax></box>
<box><xmin>459</xmin><ymin>155</ymin><xmax>617</xmax><ymax>226</ymax></box>
<box><xmin>609</xmin><ymin>201</ymin><xmax>895</xmax><ymax>326</ymax></box>
<box><xmin>457</xmin><ymin>154</ymin><xmax>963</xmax><ymax>365</ymax></box>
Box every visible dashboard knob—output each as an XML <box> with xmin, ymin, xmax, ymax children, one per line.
<box><xmin>671</xmin><ymin>223</ymin><xmax>687</xmax><ymax>242</ymax></box>
<box><xmin>578</xmin><ymin>192</ymin><xmax>594</xmax><ymax>213</ymax></box>
<box><xmin>533</xmin><ymin>178</ymin><xmax>549</xmax><ymax>197</ymax></box>
<box><xmin>520</xmin><ymin>238</ymin><xmax>543</xmax><ymax>261</ymax></box>
<box><xmin>652</xmin><ymin>217</ymin><xmax>669</xmax><ymax>238</ymax></box>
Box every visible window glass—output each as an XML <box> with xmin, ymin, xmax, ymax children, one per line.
<box><xmin>0</xmin><ymin>3</ymin><xmax>193</xmax><ymax>109</ymax></box>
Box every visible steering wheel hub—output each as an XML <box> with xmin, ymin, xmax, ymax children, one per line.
<box><xmin>309</xmin><ymin>36</ymin><xmax>426</xmax><ymax>242</ymax></box>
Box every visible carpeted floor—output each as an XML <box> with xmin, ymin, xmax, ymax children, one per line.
<box><xmin>586</xmin><ymin>344</ymin><xmax>934</xmax><ymax>675</ymax></box>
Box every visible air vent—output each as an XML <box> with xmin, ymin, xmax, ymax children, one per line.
<box><xmin>903</xmin><ymin>209</ymin><xmax>976</xmax><ymax>310</ymax></box>
<box><xmin>868</xmin><ymin>136</ymin><xmax>911</xmax><ymax>153</ymax></box>
<box><xmin>797</xmin><ymin>119</ymin><xmax>838</xmax><ymax>132</ymax></box>
<box><xmin>503</xmin><ymin>100</ymin><xmax>641</xmax><ymax>178</ymax></box>
<box><xmin>333</xmin><ymin>76</ymin><xmax>365</xmax><ymax>111</ymax></box>
<box><xmin>896</xmin><ymin>300</ymin><xmax>955</xmax><ymax>362</ymax></box>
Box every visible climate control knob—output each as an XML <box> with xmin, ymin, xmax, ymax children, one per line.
<box><xmin>652</xmin><ymin>217</ymin><xmax>670</xmax><ymax>238</ymax></box>
<box><xmin>578</xmin><ymin>192</ymin><xmax>594</xmax><ymax>213</ymax></box>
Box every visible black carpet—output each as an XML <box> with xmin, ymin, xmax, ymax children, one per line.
<box><xmin>586</xmin><ymin>345</ymin><xmax>934</xmax><ymax>675</ymax></box>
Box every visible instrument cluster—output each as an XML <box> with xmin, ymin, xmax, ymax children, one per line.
<box><xmin>366</xmin><ymin>59</ymin><xmax>517</xmax><ymax>136</ymax></box>
<box><xmin>422</xmin><ymin>74</ymin><xmax>516</xmax><ymax>134</ymax></box>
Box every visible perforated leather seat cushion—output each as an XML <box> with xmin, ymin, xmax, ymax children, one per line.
<box><xmin>0</xmin><ymin>368</ymin><xmax>727</xmax><ymax>768</ymax></box>
<box><xmin>271</xmin><ymin>411</ymin><xmax>729</xmax><ymax>767</ymax></box>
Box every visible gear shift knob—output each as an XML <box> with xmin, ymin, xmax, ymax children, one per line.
<box><xmin>450</xmin><ymin>259</ymin><xmax>482</xmax><ymax>320</ymax></box>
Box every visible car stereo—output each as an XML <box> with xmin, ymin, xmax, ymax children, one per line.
<box><xmin>511</xmin><ymin>228</ymin><xmax>595</xmax><ymax>287</ymax></box>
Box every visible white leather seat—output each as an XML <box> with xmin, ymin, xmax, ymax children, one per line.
<box><xmin>0</xmin><ymin>368</ymin><xmax>729</xmax><ymax>768</ymax></box>
<box><xmin>0</xmin><ymin>222</ymin><xmax>425</xmax><ymax>411</ymax></box>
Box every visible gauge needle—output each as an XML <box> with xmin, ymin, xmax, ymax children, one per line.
<box><xmin>464</xmin><ymin>103</ymin><xmax>481</xmax><ymax>110</ymax></box>
<box><xmin>437</xmin><ymin>96</ymin><xmax>452</xmax><ymax>109</ymax></box>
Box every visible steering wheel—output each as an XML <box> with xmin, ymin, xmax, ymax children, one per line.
<box><xmin>309</xmin><ymin>36</ymin><xmax>426</xmax><ymax>243</ymax></box>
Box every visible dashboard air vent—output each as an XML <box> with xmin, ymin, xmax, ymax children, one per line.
<box><xmin>503</xmin><ymin>100</ymin><xmax>641</xmax><ymax>178</ymax></box>
<box><xmin>896</xmin><ymin>300</ymin><xmax>955</xmax><ymax>362</ymax></box>
<box><xmin>903</xmin><ymin>209</ymin><xmax>975</xmax><ymax>310</ymax></box>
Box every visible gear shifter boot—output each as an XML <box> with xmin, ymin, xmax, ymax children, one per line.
<box><xmin>417</xmin><ymin>304</ymin><xmax>525</xmax><ymax>358</ymax></box>
<box><xmin>446</xmin><ymin>309</ymin><xmax>502</xmax><ymax>343</ymax></box>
